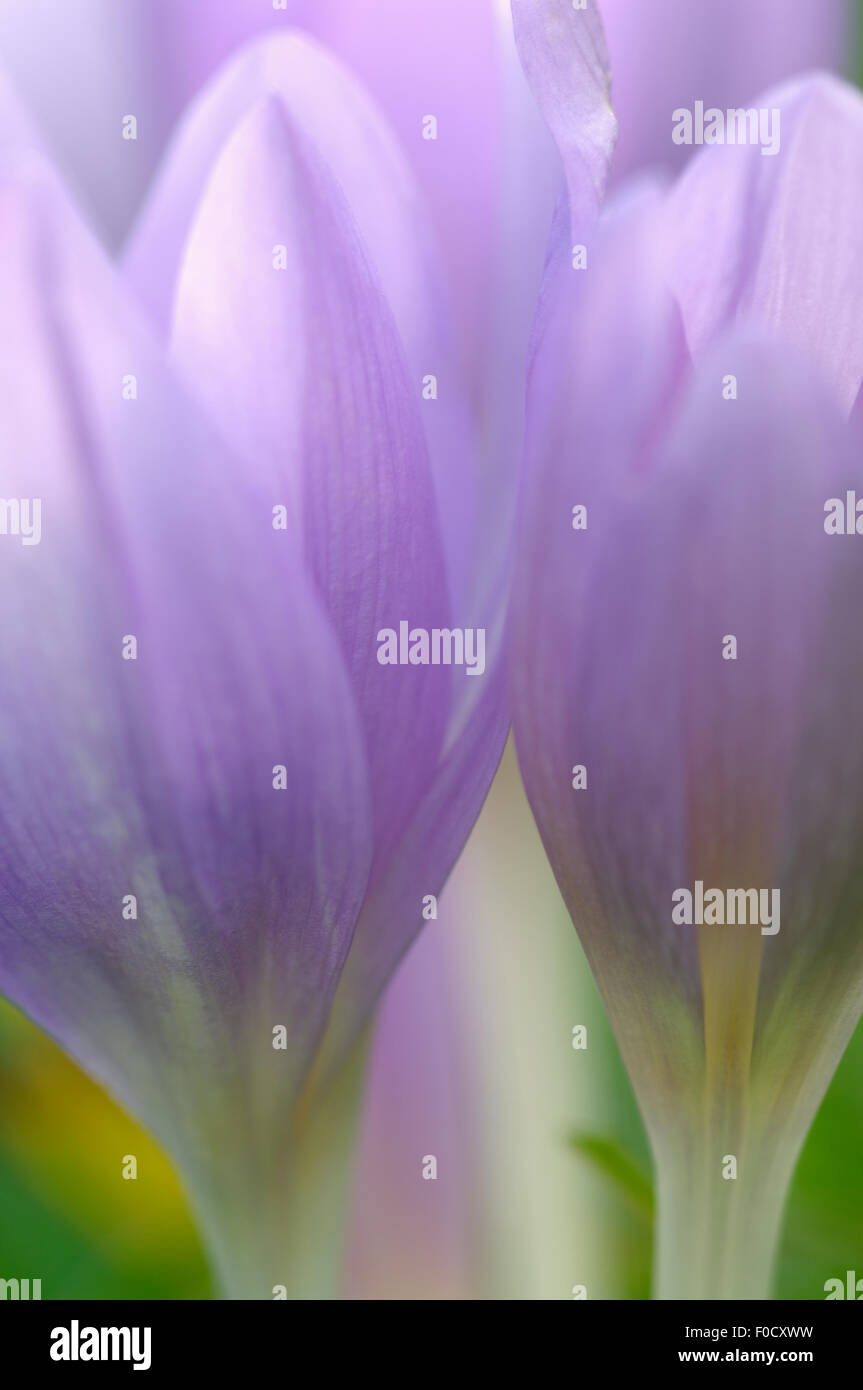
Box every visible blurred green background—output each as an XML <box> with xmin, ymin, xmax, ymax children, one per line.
<box><xmin>0</xmin><ymin>997</ymin><xmax>210</xmax><ymax>1298</ymax></box>
<box><xmin>2</xmin><ymin>3</ymin><xmax>863</xmax><ymax>1302</ymax></box>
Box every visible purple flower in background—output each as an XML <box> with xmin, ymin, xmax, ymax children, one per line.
<box><xmin>511</xmin><ymin>0</ymin><xmax>863</xmax><ymax>1299</ymax></box>
<box><xmin>0</xmin><ymin>35</ymin><xmax>508</xmax><ymax>1297</ymax></box>
<box><xmin>600</xmin><ymin>0</ymin><xmax>850</xmax><ymax>181</ymax></box>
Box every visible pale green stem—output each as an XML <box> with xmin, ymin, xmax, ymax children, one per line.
<box><xmin>182</xmin><ymin>1039</ymin><xmax>369</xmax><ymax>1301</ymax></box>
<box><xmin>652</xmin><ymin>913</ymin><xmax>798</xmax><ymax>1300</ymax></box>
<box><xmin>653</xmin><ymin>1125</ymin><xmax>797</xmax><ymax>1300</ymax></box>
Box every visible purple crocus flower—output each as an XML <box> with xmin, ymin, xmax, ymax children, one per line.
<box><xmin>512</xmin><ymin>0</ymin><xmax>863</xmax><ymax>1298</ymax></box>
<box><xmin>0</xmin><ymin>1</ymin><xmax>555</xmax><ymax>384</ymax></box>
<box><xmin>0</xmin><ymin>35</ymin><xmax>507</xmax><ymax>1298</ymax></box>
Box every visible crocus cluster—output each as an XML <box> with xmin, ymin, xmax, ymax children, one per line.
<box><xmin>511</xmin><ymin>0</ymin><xmax>863</xmax><ymax>1298</ymax></box>
<box><xmin>0</xmin><ymin>0</ymin><xmax>856</xmax><ymax>1302</ymax></box>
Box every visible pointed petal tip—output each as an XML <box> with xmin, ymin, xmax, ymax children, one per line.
<box><xmin>511</xmin><ymin>0</ymin><xmax>618</xmax><ymax>233</ymax></box>
<box><xmin>662</xmin><ymin>67</ymin><xmax>863</xmax><ymax>414</ymax></box>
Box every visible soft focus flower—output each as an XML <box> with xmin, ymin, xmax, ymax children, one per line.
<box><xmin>0</xmin><ymin>34</ymin><xmax>507</xmax><ymax>1297</ymax></box>
<box><xmin>343</xmin><ymin>925</ymin><xmax>471</xmax><ymax>1300</ymax></box>
<box><xmin>511</xmin><ymin>0</ymin><xmax>863</xmax><ymax>1298</ymax></box>
<box><xmin>0</xmin><ymin>0</ymin><xmax>856</xmax><ymax>1304</ymax></box>
<box><xmin>600</xmin><ymin>0</ymin><xmax>850</xmax><ymax>181</ymax></box>
<box><xmin>1</xmin><ymin>1</ymin><xmax>845</xmax><ymax>633</ymax></box>
<box><xmin>0</xmin><ymin>1</ymin><xmax>560</xmax><ymax>446</ymax></box>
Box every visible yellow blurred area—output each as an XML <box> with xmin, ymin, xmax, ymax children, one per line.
<box><xmin>0</xmin><ymin>998</ymin><xmax>202</xmax><ymax>1263</ymax></box>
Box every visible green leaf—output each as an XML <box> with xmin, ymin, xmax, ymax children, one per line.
<box><xmin>568</xmin><ymin>1131</ymin><xmax>654</xmax><ymax>1224</ymax></box>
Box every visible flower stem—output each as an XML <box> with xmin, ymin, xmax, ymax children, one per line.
<box><xmin>184</xmin><ymin>1038</ymin><xmax>369</xmax><ymax>1301</ymax></box>
<box><xmin>653</xmin><ymin>1123</ymin><xmax>795</xmax><ymax>1300</ymax></box>
<box><xmin>654</xmin><ymin>924</ymin><xmax>794</xmax><ymax>1300</ymax></box>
